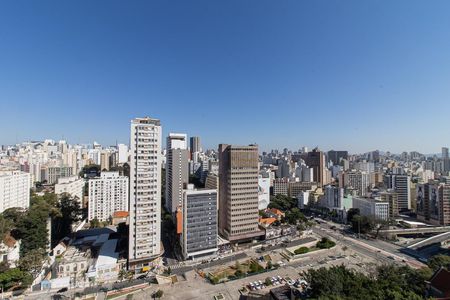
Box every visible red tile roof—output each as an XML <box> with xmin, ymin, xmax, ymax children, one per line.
<box><xmin>113</xmin><ymin>211</ymin><xmax>129</xmax><ymax>218</ymax></box>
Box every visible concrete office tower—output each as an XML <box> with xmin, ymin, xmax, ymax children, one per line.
<box><xmin>88</xmin><ymin>172</ymin><xmax>128</xmax><ymax>222</ymax></box>
<box><xmin>443</xmin><ymin>147</ymin><xmax>450</xmax><ymax>174</ymax></box>
<box><xmin>118</xmin><ymin>144</ymin><xmax>129</xmax><ymax>164</ymax></box>
<box><xmin>304</xmin><ymin>148</ymin><xmax>326</xmax><ymax>186</ymax></box>
<box><xmin>323</xmin><ymin>185</ymin><xmax>344</xmax><ymax>209</ymax></box>
<box><xmin>129</xmin><ymin>117</ymin><xmax>162</xmax><ymax>272</ymax></box>
<box><xmin>190</xmin><ymin>136</ymin><xmax>201</xmax><ymax>156</ymax></box>
<box><xmin>442</xmin><ymin>147</ymin><xmax>449</xmax><ymax>159</ymax></box>
<box><xmin>384</xmin><ymin>174</ymin><xmax>411</xmax><ymax>211</ymax></box>
<box><xmin>439</xmin><ymin>184</ymin><xmax>450</xmax><ymax>225</ymax></box>
<box><xmin>165</xmin><ymin>133</ymin><xmax>189</xmax><ymax>213</ymax></box>
<box><xmin>100</xmin><ymin>151</ymin><xmax>110</xmax><ymax>171</ymax></box>
<box><xmin>344</xmin><ymin>170</ymin><xmax>370</xmax><ymax>197</ymax></box>
<box><xmin>380</xmin><ymin>190</ymin><xmax>399</xmax><ymax>218</ymax></box>
<box><xmin>0</xmin><ymin>171</ymin><xmax>31</xmax><ymax>213</ymax></box>
<box><xmin>46</xmin><ymin>166</ymin><xmax>73</xmax><ymax>184</ymax></box>
<box><xmin>327</xmin><ymin>150</ymin><xmax>348</xmax><ymax>166</ymax></box>
<box><xmin>181</xmin><ymin>186</ymin><xmax>218</xmax><ymax>260</ymax></box>
<box><xmin>218</xmin><ymin>144</ymin><xmax>263</xmax><ymax>243</ymax></box>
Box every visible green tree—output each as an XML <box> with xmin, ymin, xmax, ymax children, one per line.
<box><xmin>0</xmin><ymin>268</ymin><xmax>32</xmax><ymax>290</ymax></box>
<box><xmin>294</xmin><ymin>246</ymin><xmax>309</xmax><ymax>255</ymax></box>
<box><xmin>316</xmin><ymin>237</ymin><xmax>336</xmax><ymax>249</ymax></box>
<box><xmin>90</xmin><ymin>218</ymin><xmax>101</xmax><ymax>229</ymax></box>
<box><xmin>52</xmin><ymin>193</ymin><xmax>83</xmax><ymax>244</ymax></box>
<box><xmin>346</xmin><ymin>208</ymin><xmax>360</xmax><ymax>224</ymax></box>
<box><xmin>351</xmin><ymin>215</ymin><xmax>374</xmax><ymax>235</ymax></box>
<box><xmin>154</xmin><ymin>289</ymin><xmax>164</xmax><ymax>298</ymax></box>
<box><xmin>284</xmin><ymin>208</ymin><xmax>305</xmax><ymax>225</ymax></box>
<box><xmin>428</xmin><ymin>254</ymin><xmax>450</xmax><ymax>271</ymax></box>
<box><xmin>18</xmin><ymin>248</ymin><xmax>48</xmax><ymax>278</ymax></box>
<box><xmin>15</xmin><ymin>203</ymin><xmax>50</xmax><ymax>257</ymax></box>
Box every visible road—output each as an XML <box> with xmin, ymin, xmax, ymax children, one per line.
<box><xmin>312</xmin><ymin>221</ymin><xmax>425</xmax><ymax>269</ymax></box>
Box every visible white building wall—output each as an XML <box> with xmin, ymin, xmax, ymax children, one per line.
<box><xmin>55</xmin><ymin>176</ymin><xmax>85</xmax><ymax>203</ymax></box>
<box><xmin>0</xmin><ymin>171</ymin><xmax>31</xmax><ymax>213</ymax></box>
<box><xmin>88</xmin><ymin>172</ymin><xmax>128</xmax><ymax>222</ymax></box>
<box><xmin>129</xmin><ymin>117</ymin><xmax>162</xmax><ymax>267</ymax></box>
<box><xmin>258</xmin><ymin>176</ymin><xmax>270</xmax><ymax>210</ymax></box>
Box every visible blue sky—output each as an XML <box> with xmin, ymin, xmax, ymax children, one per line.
<box><xmin>1</xmin><ymin>1</ymin><xmax>450</xmax><ymax>153</ymax></box>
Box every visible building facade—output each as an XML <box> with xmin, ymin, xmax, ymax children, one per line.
<box><xmin>55</xmin><ymin>176</ymin><xmax>85</xmax><ymax>203</ymax></box>
<box><xmin>0</xmin><ymin>171</ymin><xmax>30</xmax><ymax>213</ymax></box>
<box><xmin>165</xmin><ymin>133</ymin><xmax>189</xmax><ymax>213</ymax></box>
<box><xmin>88</xmin><ymin>172</ymin><xmax>128</xmax><ymax>222</ymax></box>
<box><xmin>218</xmin><ymin>144</ymin><xmax>263</xmax><ymax>242</ymax></box>
<box><xmin>352</xmin><ymin>197</ymin><xmax>389</xmax><ymax>221</ymax></box>
<box><xmin>181</xmin><ymin>187</ymin><xmax>218</xmax><ymax>259</ymax></box>
<box><xmin>128</xmin><ymin>117</ymin><xmax>162</xmax><ymax>272</ymax></box>
<box><xmin>384</xmin><ymin>174</ymin><xmax>411</xmax><ymax>211</ymax></box>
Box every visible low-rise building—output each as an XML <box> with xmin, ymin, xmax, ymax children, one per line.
<box><xmin>56</xmin><ymin>247</ymin><xmax>90</xmax><ymax>283</ymax></box>
<box><xmin>86</xmin><ymin>239</ymin><xmax>119</xmax><ymax>283</ymax></box>
<box><xmin>55</xmin><ymin>176</ymin><xmax>85</xmax><ymax>203</ymax></box>
<box><xmin>0</xmin><ymin>234</ymin><xmax>20</xmax><ymax>267</ymax></box>
<box><xmin>352</xmin><ymin>197</ymin><xmax>389</xmax><ymax>221</ymax></box>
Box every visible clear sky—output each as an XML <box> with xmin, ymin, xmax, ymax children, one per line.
<box><xmin>1</xmin><ymin>1</ymin><xmax>450</xmax><ymax>153</ymax></box>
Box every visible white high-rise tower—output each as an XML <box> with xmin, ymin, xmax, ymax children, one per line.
<box><xmin>128</xmin><ymin>117</ymin><xmax>162</xmax><ymax>272</ymax></box>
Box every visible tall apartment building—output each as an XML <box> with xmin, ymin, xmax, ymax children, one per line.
<box><xmin>100</xmin><ymin>151</ymin><xmax>110</xmax><ymax>171</ymax></box>
<box><xmin>165</xmin><ymin>133</ymin><xmax>189</xmax><ymax>213</ymax></box>
<box><xmin>380</xmin><ymin>190</ymin><xmax>398</xmax><ymax>218</ymax></box>
<box><xmin>352</xmin><ymin>197</ymin><xmax>389</xmax><ymax>221</ymax></box>
<box><xmin>181</xmin><ymin>186</ymin><xmax>218</xmax><ymax>260</ymax></box>
<box><xmin>418</xmin><ymin>182</ymin><xmax>450</xmax><ymax>226</ymax></box>
<box><xmin>189</xmin><ymin>137</ymin><xmax>201</xmax><ymax>156</ymax></box>
<box><xmin>384</xmin><ymin>174</ymin><xmax>411</xmax><ymax>211</ymax></box>
<box><xmin>88</xmin><ymin>172</ymin><xmax>128</xmax><ymax>222</ymax></box>
<box><xmin>327</xmin><ymin>150</ymin><xmax>348</xmax><ymax>166</ymax></box>
<box><xmin>304</xmin><ymin>148</ymin><xmax>326</xmax><ymax>186</ymax></box>
<box><xmin>323</xmin><ymin>185</ymin><xmax>344</xmax><ymax>209</ymax></box>
<box><xmin>416</xmin><ymin>183</ymin><xmax>430</xmax><ymax>222</ymax></box>
<box><xmin>0</xmin><ymin>171</ymin><xmax>31</xmax><ymax>213</ymax></box>
<box><xmin>117</xmin><ymin>144</ymin><xmax>129</xmax><ymax>164</ymax></box>
<box><xmin>55</xmin><ymin>176</ymin><xmax>85</xmax><ymax>204</ymax></box>
<box><xmin>218</xmin><ymin>144</ymin><xmax>263</xmax><ymax>242</ymax></box>
<box><xmin>46</xmin><ymin>166</ymin><xmax>73</xmax><ymax>184</ymax></box>
<box><xmin>129</xmin><ymin>117</ymin><xmax>162</xmax><ymax>272</ymax></box>
<box><xmin>344</xmin><ymin>170</ymin><xmax>370</xmax><ymax>197</ymax></box>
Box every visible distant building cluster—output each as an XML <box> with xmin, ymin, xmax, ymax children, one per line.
<box><xmin>2</xmin><ymin>115</ymin><xmax>450</xmax><ymax>290</ymax></box>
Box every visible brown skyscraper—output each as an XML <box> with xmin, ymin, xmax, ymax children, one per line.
<box><xmin>304</xmin><ymin>148</ymin><xmax>325</xmax><ymax>186</ymax></box>
<box><xmin>218</xmin><ymin>144</ymin><xmax>264</xmax><ymax>242</ymax></box>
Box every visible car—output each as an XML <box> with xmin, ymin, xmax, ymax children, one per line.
<box><xmin>287</xmin><ymin>280</ymin><xmax>295</xmax><ymax>286</ymax></box>
<box><xmin>57</xmin><ymin>288</ymin><xmax>68</xmax><ymax>293</ymax></box>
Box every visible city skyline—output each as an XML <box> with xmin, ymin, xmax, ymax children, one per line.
<box><xmin>2</xmin><ymin>1</ymin><xmax>450</xmax><ymax>153</ymax></box>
